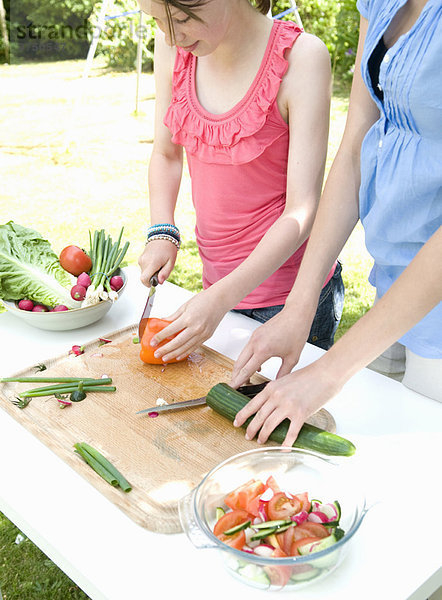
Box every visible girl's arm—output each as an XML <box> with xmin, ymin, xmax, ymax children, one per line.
<box><xmin>233</xmin><ymin>226</ymin><xmax>442</xmax><ymax>446</ymax></box>
<box><xmin>231</xmin><ymin>16</ymin><xmax>380</xmax><ymax>387</ymax></box>
<box><xmin>138</xmin><ymin>31</ymin><xmax>184</xmax><ymax>287</ymax></box>
<box><xmin>151</xmin><ymin>32</ymin><xmax>333</xmax><ymax>361</ymax></box>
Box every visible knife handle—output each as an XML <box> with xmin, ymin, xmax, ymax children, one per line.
<box><xmin>150</xmin><ymin>271</ymin><xmax>160</xmax><ymax>287</ymax></box>
<box><xmin>237</xmin><ymin>381</ymin><xmax>268</xmax><ymax>398</ymax></box>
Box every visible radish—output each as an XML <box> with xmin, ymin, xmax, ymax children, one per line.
<box><xmin>291</xmin><ymin>510</ymin><xmax>309</xmax><ymax>524</ymax></box>
<box><xmin>71</xmin><ymin>284</ymin><xmax>87</xmax><ymax>301</ymax></box>
<box><xmin>77</xmin><ymin>272</ymin><xmax>91</xmax><ymax>289</ymax></box>
<box><xmin>110</xmin><ymin>275</ymin><xmax>124</xmax><ymax>291</ymax></box>
<box><xmin>32</xmin><ymin>305</ymin><xmax>48</xmax><ymax>312</ymax></box>
<box><xmin>53</xmin><ymin>305</ymin><xmax>69</xmax><ymax>312</ymax></box>
<box><xmin>18</xmin><ymin>299</ymin><xmax>34</xmax><ymax>311</ymax></box>
<box><xmin>307</xmin><ymin>511</ymin><xmax>328</xmax><ymax>523</ymax></box>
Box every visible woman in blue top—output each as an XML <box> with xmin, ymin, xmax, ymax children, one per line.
<box><xmin>230</xmin><ymin>0</ymin><xmax>442</xmax><ymax>446</ymax></box>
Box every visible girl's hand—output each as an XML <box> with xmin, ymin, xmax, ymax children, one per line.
<box><xmin>230</xmin><ymin>307</ymin><xmax>312</xmax><ymax>389</ymax></box>
<box><xmin>233</xmin><ymin>358</ymin><xmax>340</xmax><ymax>446</ymax></box>
<box><xmin>138</xmin><ymin>240</ymin><xmax>177</xmax><ymax>287</ymax></box>
<box><xmin>149</xmin><ymin>288</ymin><xmax>230</xmax><ymax>362</ymax></box>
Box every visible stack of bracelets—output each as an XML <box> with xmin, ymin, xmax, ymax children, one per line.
<box><xmin>146</xmin><ymin>223</ymin><xmax>181</xmax><ymax>249</ymax></box>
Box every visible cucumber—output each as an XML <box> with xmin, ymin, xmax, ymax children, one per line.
<box><xmin>206</xmin><ymin>383</ymin><xmax>356</xmax><ymax>457</ymax></box>
<box><xmin>223</xmin><ymin>520</ymin><xmax>251</xmax><ymax>536</ymax></box>
<box><xmin>298</xmin><ymin>534</ymin><xmax>337</xmax><ymax>555</ymax></box>
<box><xmin>237</xmin><ymin>564</ymin><xmax>271</xmax><ymax>586</ymax></box>
<box><xmin>215</xmin><ymin>506</ymin><xmax>225</xmax><ymax>520</ymax></box>
<box><xmin>252</xmin><ymin>519</ymin><xmax>292</xmax><ymax>530</ymax></box>
<box><xmin>250</xmin><ymin>527</ymin><xmax>278</xmax><ymax>541</ymax></box>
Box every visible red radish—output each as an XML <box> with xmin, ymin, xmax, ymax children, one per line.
<box><xmin>77</xmin><ymin>272</ymin><xmax>91</xmax><ymax>288</ymax></box>
<box><xmin>32</xmin><ymin>305</ymin><xmax>48</xmax><ymax>312</ymax></box>
<box><xmin>71</xmin><ymin>284</ymin><xmax>87</xmax><ymax>301</ymax></box>
<box><xmin>110</xmin><ymin>275</ymin><xmax>124</xmax><ymax>291</ymax></box>
<box><xmin>291</xmin><ymin>510</ymin><xmax>309</xmax><ymax>524</ymax></box>
<box><xmin>69</xmin><ymin>345</ymin><xmax>84</xmax><ymax>356</ymax></box>
<box><xmin>307</xmin><ymin>511</ymin><xmax>328</xmax><ymax>523</ymax></box>
<box><xmin>53</xmin><ymin>305</ymin><xmax>69</xmax><ymax>312</ymax></box>
<box><xmin>18</xmin><ymin>299</ymin><xmax>34</xmax><ymax>311</ymax></box>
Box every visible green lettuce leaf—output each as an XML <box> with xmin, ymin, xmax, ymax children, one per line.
<box><xmin>0</xmin><ymin>221</ymin><xmax>77</xmax><ymax>308</ymax></box>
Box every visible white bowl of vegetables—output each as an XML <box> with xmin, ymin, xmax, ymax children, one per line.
<box><xmin>179</xmin><ymin>447</ymin><xmax>368</xmax><ymax>591</ymax></box>
<box><xmin>0</xmin><ymin>222</ymin><xmax>129</xmax><ymax>331</ymax></box>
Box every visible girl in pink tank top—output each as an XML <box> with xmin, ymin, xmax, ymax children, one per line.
<box><xmin>138</xmin><ymin>0</ymin><xmax>343</xmax><ymax>363</ymax></box>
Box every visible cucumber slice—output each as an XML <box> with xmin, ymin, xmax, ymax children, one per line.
<box><xmin>237</xmin><ymin>564</ymin><xmax>271</xmax><ymax>586</ymax></box>
<box><xmin>298</xmin><ymin>534</ymin><xmax>337</xmax><ymax>556</ymax></box>
<box><xmin>334</xmin><ymin>527</ymin><xmax>345</xmax><ymax>541</ymax></box>
<box><xmin>333</xmin><ymin>500</ymin><xmax>342</xmax><ymax>520</ymax></box>
<box><xmin>289</xmin><ymin>566</ymin><xmax>320</xmax><ymax>582</ymax></box>
<box><xmin>250</xmin><ymin>527</ymin><xmax>277</xmax><ymax>541</ymax></box>
<box><xmin>215</xmin><ymin>506</ymin><xmax>225</xmax><ymax>520</ymax></box>
<box><xmin>224</xmin><ymin>520</ymin><xmax>251</xmax><ymax>536</ymax></box>
<box><xmin>253</xmin><ymin>519</ymin><xmax>292</xmax><ymax>530</ymax></box>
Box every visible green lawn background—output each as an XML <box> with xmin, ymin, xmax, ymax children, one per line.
<box><xmin>0</xmin><ymin>59</ymin><xmax>374</xmax><ymax>599</ymax></box>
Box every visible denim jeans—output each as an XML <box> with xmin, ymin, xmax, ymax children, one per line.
<box><xmin>233</xmin><ymin>261</ymin><xmax>344</xmax><ymax>351</ymax></box>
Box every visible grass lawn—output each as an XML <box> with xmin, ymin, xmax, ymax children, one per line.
<box><xmin>0</xmin><ymin>59</ymin><xmax>374</xmax><ymax>599</ymax></box>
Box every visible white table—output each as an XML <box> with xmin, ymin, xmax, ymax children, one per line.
<box><xmin>1</xmin><ymin>266</ymin><xmax>441</xmax><ymax>600</ymax></box>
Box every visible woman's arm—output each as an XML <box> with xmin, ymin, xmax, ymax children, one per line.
<box><xmin>233</xmin><ymin>226</ymin><xmax>442</xmax><ymax>446</ymax></box>
<box><xmin>150</xmin><ymin>33</ymin><xmax>333</xmax><ymax>361</ymax></box>
<box><xmin>138</xmin><ymin>30</ymin><xmax>184</xmax><ymax>287</ymax></box>
<box><xmin>230</xmin><ymin>16</ymin><xmax>380</xmax><ymax>387</ymax></box>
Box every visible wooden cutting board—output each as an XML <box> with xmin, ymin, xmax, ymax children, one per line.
<box><xmin>0</xmin><ymin>325</ymin><xmax>335</xmax><ymax>534</ymax></box>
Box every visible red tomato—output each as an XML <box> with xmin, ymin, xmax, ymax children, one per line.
<box><xmin>268</xmin><ymin>492</ymin><xmax>302</xmax><ymax>520</ymax></box>
<box><xmin>59</xmin><ymin>245</ymin><xmax>92</xmax><ymax>276</ymax></box>
<box><xmin>290</xmin><ymin>536</ymin><xmax>323</xmax><ymax>557</ymax></box>
<box><xmin>293</xmin><ymin>522</ymin><xmax>329</xmax><ymax>541</ymax></box>
<box><xmin>139</xmin><ymin>318</ymin><xmax>187</xmax><ymax>365</ymax></box>
<box><xmin>225</xmin><ymin>479</ymin><xmax>266</xmax><ymax>513</ymax></box>
<box><xmin>263</xmin><ymin>548</ymin><xmax>292</xmax><ymax>587</ymax></box>
<box><xmin>265</xmin><ymin>475</ymin><xmax>281</xmax><ymax>493</ymax></box>
<box><xmin>213</xmin><ymin>509</ymin><xmax>250</xmax><ymax>550</ymax></box>
<box><xmin>294</xmin><ymin>491</ymin><xmax>311</xmax><ymax>513</ymax></box>
<box><xmin>277</xmin><ymin>525</ymin><xmax>297</xmax><ymax>555</ymax></box>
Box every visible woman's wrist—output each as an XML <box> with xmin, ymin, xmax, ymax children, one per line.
<box><xmin>146</xmin><ymin>223</ymin><xmax>181</xmax><ymax>249</ymax></box>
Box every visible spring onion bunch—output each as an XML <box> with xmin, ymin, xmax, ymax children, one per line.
<box><xmin>83</xmin><ymin>228</ymin><xmax>129</xmax><ymax>307</ymax></box>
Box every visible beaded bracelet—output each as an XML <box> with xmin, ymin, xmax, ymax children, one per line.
<box><xmin>146</xmin><ymin>233</ymin><xmax>181</xmax><ymax>249</ymax></box>
<box><xmin>147</xmin><ymin>223</ymin><xmax>180</xmax><ymax>243</ymax></box>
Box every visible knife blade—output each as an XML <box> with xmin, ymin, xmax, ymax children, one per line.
<box><xmin>136</xmin><ymin>382</ymin><xmax>268</xmax><ymax>415</ymax></box>
<box><xmin>138</xmin><ymin>271</ymin><xmax>160</xmax><ymax>340</ymax></box>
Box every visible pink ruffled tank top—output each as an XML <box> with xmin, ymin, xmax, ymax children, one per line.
<box><xmin>164</xmin><ymin>20</ymin><xmax>335</xmax><ymax>309</ymax></box>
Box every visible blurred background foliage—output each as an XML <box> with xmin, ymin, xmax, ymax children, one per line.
<box><xmin>3</xmin><ymin>0</ymin><xmax>359</xmax><ymax>79</ymax></box>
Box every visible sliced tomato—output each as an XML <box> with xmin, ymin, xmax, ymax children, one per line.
<box><xmin>277</xmin><ymin>524</ymin><xmax>297</xmax><ymax>555</ymax></box>
<box><xmin>294</xmin><ymin>521</ymin><xmax>330</xmax><ymax>540</ymax></box>
<box><xmin>263</xmin><ymin>548</ymin><xmax>291</xmax><ymax>587</ymax></box>
<box><xmin>268</xmin><ymin>492</ymin><xmax>302</xmax><ymax>520</ymax></box>
<box><xmin>294</xmin><ymin>491</ymin><xmax>311</xmax><ymax>512</ymax></box>
<box><xmin>213</xmin><ymin>509</ymin><xmax>250</xmax><ymax>550</ymax></box>
<box><xmin>224</xmin><ymin>479</ymin><xmax>266</xmax><ymax>512</ymax></box>
<box><xmin>290</xmin><ymin>536</ymin><xmax>323</xmax><ymax>557</ymax></box>
<box><xmin>265</xmin><ymin>475</ymin><xmax>281</xmax><ymax>493</ymax></box>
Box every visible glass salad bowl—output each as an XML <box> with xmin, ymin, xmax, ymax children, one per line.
<box><xmin>179</xmin><ymin>447</ymin><xmax>367</xmax><ymax>591</ymax></box>
<box><xmin>2</xmin><ymin>268</ymin><xmax>127</xmax><ymax>331</ymax></box>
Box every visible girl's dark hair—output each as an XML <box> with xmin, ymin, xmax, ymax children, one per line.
<box><xmin>163</xmin><ymin>1</ymin><xmax>271</xmax><ymax>41</ymax></box>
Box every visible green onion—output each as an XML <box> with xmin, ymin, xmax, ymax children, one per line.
<box><xmin>20</xmin><ymin>385</ymin><xmax>116</xmax><ymax>398</ymax></box>
<box><xmin>88</xmin><ymin>227</ymin><xmax>129</xmax><ymax>291</ymax></box>
<box><xmin>15</xmin><ymin>378</ymin><xmax>112</xmax><ymax>393</ymax></box>
<box><xmin>1</xmin><ymin>377</ymin><xmax>110</xmax><ymax>383</ymax></box>
<box><xmin>74</xmin><ymin>442</ymin><xmax>132</xmax><ymax>492</ymax></box>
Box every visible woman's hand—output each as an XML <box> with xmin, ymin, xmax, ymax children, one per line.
<box><xmin>230</xmin><ymin>307</ymin><xmax>312</xmax><ymax>389</ymax></box>
<box><xmin>138</xmin><ymin>240</ymin><xmax>177</xmax><ymax>287</ymax></box>
<box><xmin>148</xmin><ymin>288</ymin><xmax>230</xmax><ymax>362</ymax></box>
<box><xmin>233</xmin><ymin>357</ymin><xmax>340</xmax><ymax>446</ymax></box>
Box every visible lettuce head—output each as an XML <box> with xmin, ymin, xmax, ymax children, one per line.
<box><xmin>0</xmin><ymin>221</ymin><xmax>77</xmax><ymax>308</ymax></box>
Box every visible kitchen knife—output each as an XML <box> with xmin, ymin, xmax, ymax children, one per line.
<box><xmin>138</xmin><ymin>271</ymin><xmax>160</xmax><ymax>340</ymax></box>
<box><xmin>136</xmin><ymin>382</ymin><xmax>268</xmax><ymax>415</ymax></box>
